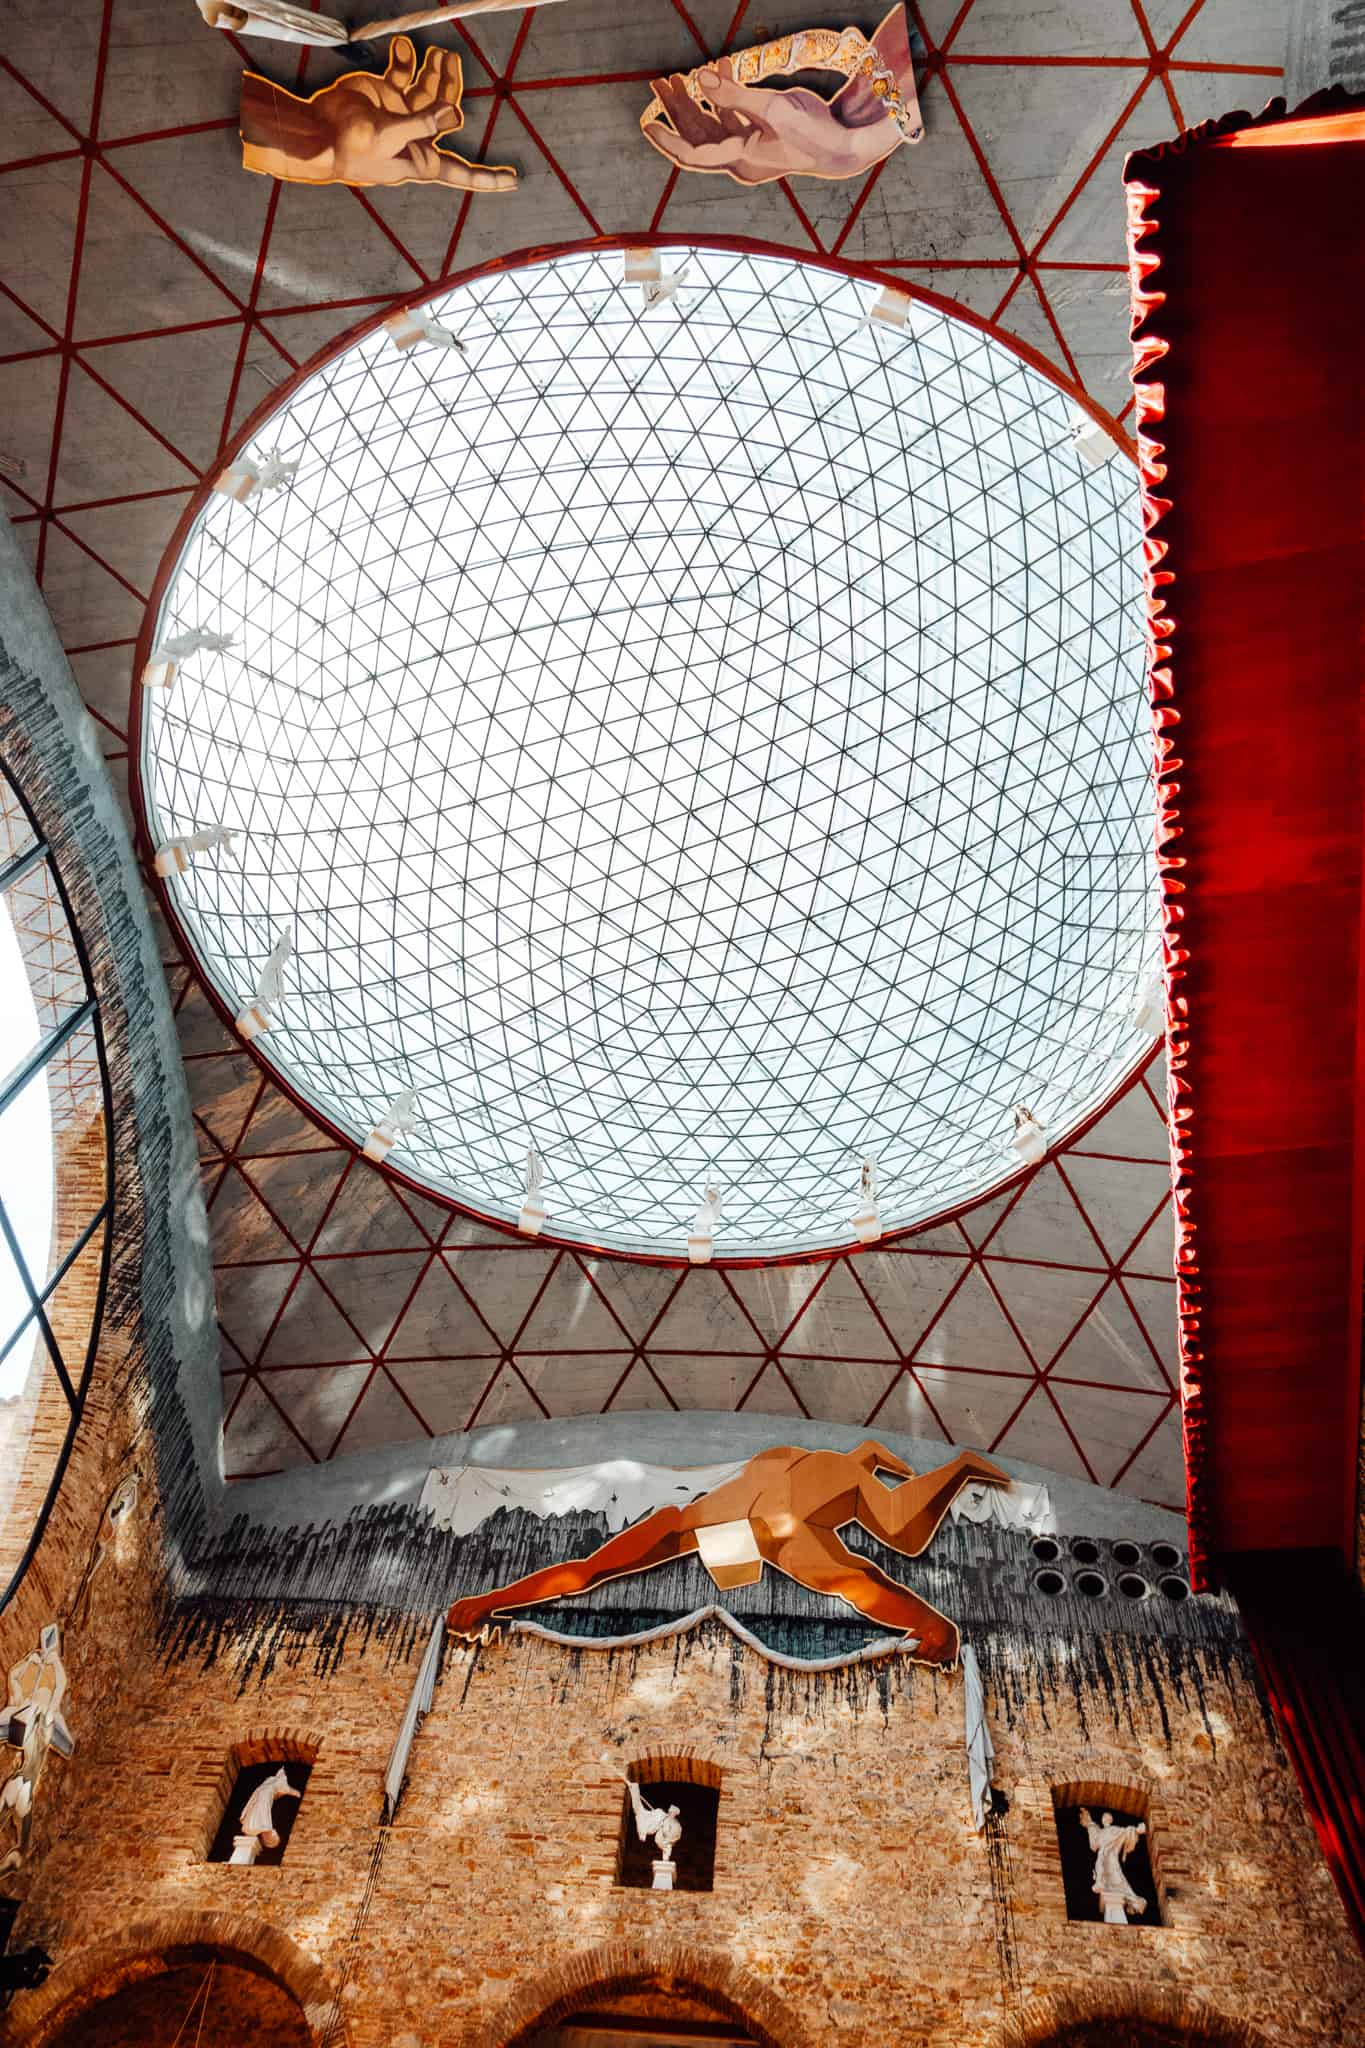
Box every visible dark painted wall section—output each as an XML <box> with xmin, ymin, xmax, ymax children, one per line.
<box><xmin>0</xmin><ymin>512</ymin><xmax>223</xmax><ymax>1586</ymax></box>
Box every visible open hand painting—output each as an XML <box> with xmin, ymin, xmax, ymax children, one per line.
<box><xmin>641</xmin><ymin>5</ymin><xmax>923</xmax><ymax>186</ymax></box>
<box><xmin>239</xmin><ymin>34</ymin><xmax>516</xmax><ymax>190</ymax></box>
<box><xmin>447</xmin><ymin>1443</ymin><xmax>1007</xmax><ymax>1668</ymax></box>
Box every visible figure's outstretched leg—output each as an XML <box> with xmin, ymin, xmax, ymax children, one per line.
<box><xmin>773</xmin><ymin>1525</ymin><xmax>961</xmax><ymax>1665</ymax></box>
<box><xmin>448</xmin><ymin>1506</ymin><xmax>694</xmax><ymax>1640</ymax></box>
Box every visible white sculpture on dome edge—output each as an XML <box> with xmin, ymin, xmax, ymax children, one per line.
<box><xmin>141</xmin><ymin>625</ymin><xmax>235</xmax><ymax>691</ymax></box>
<box><xmin>214</xmin><ymin>447</ymin><xmax>299</xmax><ymax>503</ymax></box>
<box><xmin>230</xmin><ymin>1765</ymin><xmax>301</xmax><ymax>1866</ymax></box>
<box><xmin>687</xmin><ymin>1183</ymin><xmax>721</xmax><ymax>1264</ymax></box>
<box><xmin>154</xmin><ymin>823</ymin><xmax>237</xmax><ymax>877</ymax></box>
<box><xmin>1079</xmin><ymin>1806</ymin><xmax>1148</xmax><ymax>1924</ymax></box>
<box><xmin>623</xmin><ymin>248</ymin><xmax>692</xmax><ymax>314</ymax></box>
<box><xmin>365</xmin><ymin>1086</ymin><xmax>418</xmax><ymax>1164</ymax></box>
<box><xmin>1010</xmin><ymin>1105</ymin><xmax>1047</xmax><ymax>1166</ymax></box>
<box><xmin>851</xmin><ymin>1154</ymin><xmax>880</xmax><ymax>1245</ymax></box>
<box><xmin>1131</xmin><ymin>961</ymin><xmax>1164</xmax><ymax>1039</ymax></box>
<box><xmin>236</xmin><ymin>927</ymin><xmax>293</xmax><ymax>1041</ymax></box>
<box><xmin>384</xmin><ymin>307</ymin><xmax>466</xmax><ymax>355</ymax></box>
<box><xmin>518</xmin><ymin>1143</ymin><xmax>547</xmax><ymax>1237</ymax></box>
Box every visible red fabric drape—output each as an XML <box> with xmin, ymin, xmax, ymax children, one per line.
<box><xmin>1123</xmin><ymin>95</ymin><xmax>1365</xmax><ymax>1582</ymax></box>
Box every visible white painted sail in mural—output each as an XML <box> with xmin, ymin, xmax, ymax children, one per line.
<box><xmin>419</xmin><ymin>1458</ymin><xmax>749</xmax><ymax>1536</ymax></box>
<box><xmin>418</xmin><ymin>1458</ymin><xmax>1050</xmax><ymax>1537</ymax></box>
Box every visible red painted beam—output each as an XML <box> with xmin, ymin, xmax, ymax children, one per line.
<box><xmin>1125</xmin><ymin>93</ymin><xmax>1365</xmax><ymax>1577</ymax></box>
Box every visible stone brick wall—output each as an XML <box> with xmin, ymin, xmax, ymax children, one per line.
<box><xmin>4</xmin><ymin>1587</ymin><xmax>1362</xmax><ymax>2048</ymax></box>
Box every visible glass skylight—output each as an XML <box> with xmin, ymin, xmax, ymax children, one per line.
<box><xmin>142</xmin><ymin>245</ymin><xmax>1156</xmax><ymax>1256</ymax></box>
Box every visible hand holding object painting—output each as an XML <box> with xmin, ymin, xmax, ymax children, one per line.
<box><xmin>642</xmin><ymin>5</ymin><xmax>922</xmax><ymax>186</ymax></box>
<box><xmin>240</xmin><ymin>34</ymin><xmax>516</xmax><ymax>190</ymax></box>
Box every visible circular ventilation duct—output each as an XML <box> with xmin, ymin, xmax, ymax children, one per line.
<box><xmin>140</xmin><ymin>243</ymin><xmax>1156</xmax><ymax>1258</ymax></box>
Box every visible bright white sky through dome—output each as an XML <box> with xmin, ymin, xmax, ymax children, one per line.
<box><xmin>0</xmin><ymin>889</ymin><xmax>54</xmax><ymax>1399</ymax></box>
<box><xmin>143</xmin><ymin>245</ymin><xmax>1157</xmax><ymax>1255</ymax></box>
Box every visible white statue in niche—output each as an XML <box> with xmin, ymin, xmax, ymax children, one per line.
<box><xmin>230</xmin><ymin>1766</ymin><xmax>301</xmax><ymax>1865</ymax></box>
<box><xmin>1079</xmin><ymin>1806</ymin><xmax>1148</xmax><ymax>1924</ymax></box>
<box><xmin>621</xmin><ymin>1775</ymin><xmax>683</xmax><ymax>1891</ymax></box>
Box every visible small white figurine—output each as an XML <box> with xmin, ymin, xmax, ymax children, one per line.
<box><xmin>196</xmin><ymin>0</ymin><xmax>348</xmax><ymax>38</ymax></box>
<box><xmin>230</xmin><ymin>1765</ymin><xmax>301</xmax><ymax>1865</ymax></box>
<box><xmin>687</xmin><ymin>1183</ymin><xmax>721</xmax><ymax>1265</ymax></box>
<box><xmin>620</xmin><ymin>1774</ymin><xmax>683</xmax><ymax>1891</ymax></box>
<box><xmin>236</xmin><ymin>927</ymin><xmax>293</xmax><ymax>1040</ymax></box>
<box><xmin>1079</xmin><ymin>1806</ymin><xmax>1148</xmax><ymax>1924</ymax></box>
<box><xmin>518</xmin><ymin>1142</ymin><xmax>547</xmax><ymax>1237</ymax></box>
<box><xmin>214</xmin><ymin>447</ymin><xmax>299</xmax><ymax>503</ymax></box>
<box><xmin>141</xmin><ymin>626</ymin><xmax>235</xmax><ymax>691</ymax></box>
<box><xmin>1010</xmin><ymin>1105</ymin><xmax>1047</xmax><ymax>1166</ymax></box>
<box><xmin>364</xmin><ymin>1086</ymin><xmax>418</xmax><ymax>1164</ymax></box>
<box><xmin>383</xmin><ymin>307</ymin><xmax>467</xmax><ymax>355</ymax></box>
<box><xmin>851</xmin><ymin>1154</ymin><xmax>881</xmax><ymax>1245</ymax></box>
<box><xmin>153</xmin><ymin>824</ymin><xmax>237</xmax><ymax>877</ymax></box>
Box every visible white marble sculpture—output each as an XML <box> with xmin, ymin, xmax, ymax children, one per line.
<box><xmin>518</xmin><ymin>1142</ymin><xmax>547</xmax><ymax>1237</ymax></box>
<box><xmin>687</xmin><ymin>1183</ymin><xmax>721</xmax><ymax>1265</ymax></box>
<box><xmin>236</xmin><ymin>927</ymin><xmax>293</xmax><ymax>1040</ymax></box>
<box><xmin>1</xmin><ymin>1625</ymin><xmax>74</xmax><ymax>1876</ymax></box>
<box><xmin>215</xmin><ymin>447</ymin><xmax>299</xmax><ymax>503</ymax></box>
<box><xmin>230</xmin><ymin>1765</ymin><xmax>301</xmax><ymax>1865</ymax></box>
<box><xmin>383</xmin><ymin>308</ymin><xmax>466</xmax><ymax>355</ymax></box>
<box><xmin>1010</xmin><ymin>1104</ymin><xmax>1047</xmax><ymax>1165</ymax></box>
<box><xmin>364</xmin><ymin>1085</ymin><xmax>418</xmax><ymax>1164</ymax></box>
<box><xmin>618</xmin><ymin>1772</ymin><xmax>683</xmax><ymax>1890</ymax></box>
<box><xmin>141</xmin><ymin>626</ymin><xmax>235</xmax><ymax>690</ymax></box>
<box><xmin>1079</xmin><ymin>1806</ymin><xmax>1148</xmax><ymax>1924</ymax></box>
<box><xmin>196</xmin><ymin>0</ymin><xmax>348</xmax><ymax>37</ymax></box>
<box><xmin>851</xmin><ymin>1154</ymin><xmax>880</xmax><ymax>1244</ymax></box>
<box><xmin>154</xmin><ymin>823</ymin><xmax>237</xmax><ymax>877</ymax></box>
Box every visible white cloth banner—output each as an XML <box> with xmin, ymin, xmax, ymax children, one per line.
<box><xmin>961</xmin><ymin>1641</ymin><xmax>995</xmax><ymax>1830</ymax></box>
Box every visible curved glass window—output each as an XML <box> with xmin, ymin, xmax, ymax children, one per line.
<box><xmin>0</xmin><ymin>760</ymin><xmax>112</xmax><ymax>1611</ymax></box>
<box><xmin>142</xmin><ymin>244</ymin><xmax>1156</xmax><ymax>1256</ymax></box>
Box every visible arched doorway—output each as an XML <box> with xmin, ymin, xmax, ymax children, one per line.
<box><xmin>484</xmin><ymin>1941</ymin><xmax>810</xmax><ymax>2048</ymax></box>
<box><xmin>521</xmin><ymin>1980</ymin><xmax>762</xmax><ymax>2046</ymax></box>
<box><xmin>1037</xmin><ymin>2028</ymin><xmax>1244</xmax><ymax>2048</ymax></box>
<box><xmin>40</xmin><ymin>1946</ymin><xmax>311</xmax><ymax>2047</ymax></box>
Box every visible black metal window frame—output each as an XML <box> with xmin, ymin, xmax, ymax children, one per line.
<box><xmin>0</xmin><ymin>754</ymin><xmax>115</xmax><ymax>1616</ymax></box>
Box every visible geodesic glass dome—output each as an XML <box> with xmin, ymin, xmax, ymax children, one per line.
<box><xmin>140</xmin><ymin>243</ymin><xmax>1156</xmax><ymax>1257</ymax></box>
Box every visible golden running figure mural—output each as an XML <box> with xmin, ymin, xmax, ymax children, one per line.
<box><xmin>239</xmin><ymin>35</ymin><xmax>516</xmax><ymax>191</ymax></box>
<box><xmin>641</xmin><ymin>5</ymin><xmax>923</xmax><ymax>187</ymax></box>
<box><xmin>447</xmin><ymin>1443</ymin><xmax>1008</xmax><ymax>1667</ymax></box>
